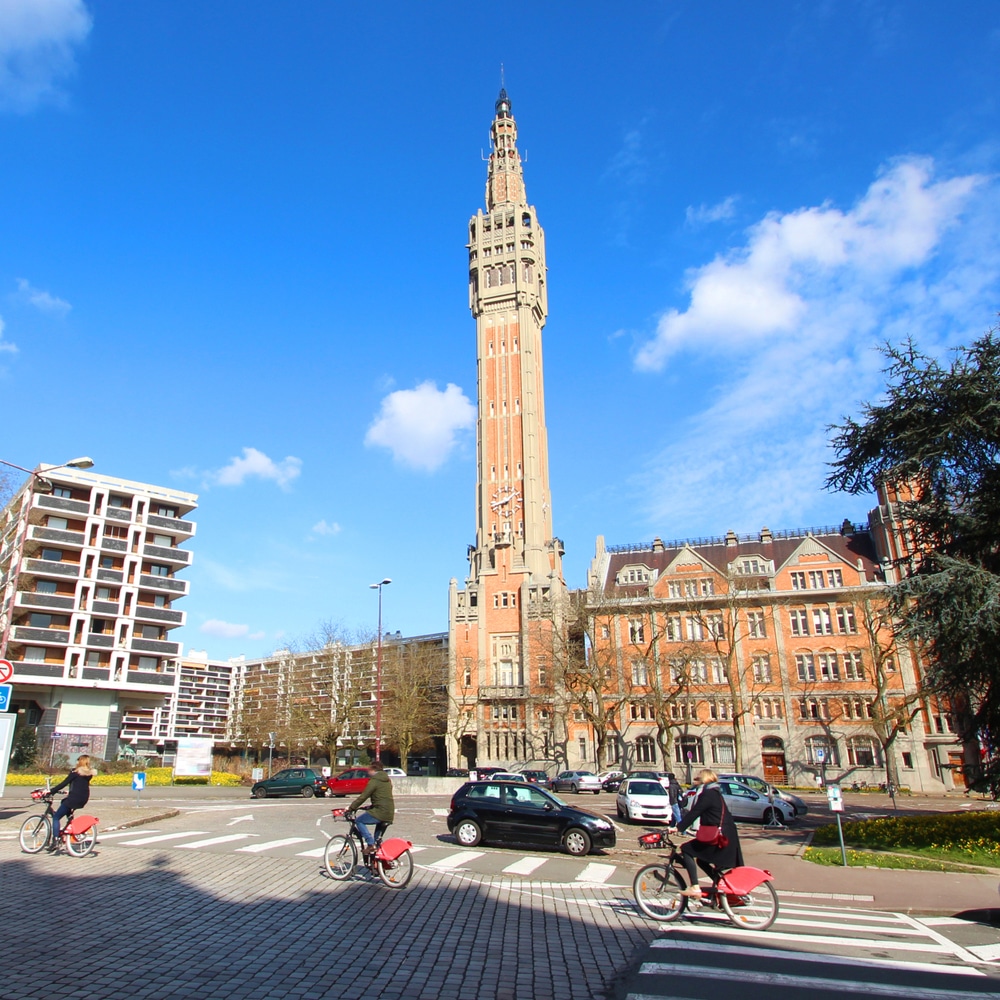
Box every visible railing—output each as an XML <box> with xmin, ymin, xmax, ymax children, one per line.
<box><xmin>606</xmin><ymin>523</ymin><xmax>870</xmax><ymax>554</ymax></box>
<box><xmin>30</xmin><ymin>526</ymin><xmax>85</xmax><ymax>546</ymax></box>
<box><xmin>15</xmin><ymin>592</ymin><xmax>74</xmax><ymax>610</ymax></box>
<box><xmin>133</xmin><ymin>605</ymin><xmax>184</xmax><ymax>624</ymax></box>
<box><xmin>143</xmin><ymin>544</ymin><xmax>191</xmax><ymax>563</ymax></box>
<box><xmin>147</xmin><ymin>514</ymin><xmax>194</xmax><ymax>534</ymax></box>
<box><xmin>96</xmin><ymin>569</ymin><xmax>124</xmax><ymax>583</ymax></box>
<box><xmin>12</xmin><ymin>626</ymin><xmax>69</xmax><ymax>644</ymax></box>
<box><xmin>34</xmin><ymin>494</ymin><xmax>89</xmax><ymax>516</ymax></box>
<box><xmin>131</xmin><ymin>638</ymin><xmax>181</xmax><ymax>655</ymax></box>
<box><xmin>127</xmin><ymin>671</ymin><xmax>176</xmax><ymax>687</ymax></box>
<box><xmin>101</xmin><ymin>538</ymin><xmax>127</xmax><ymax>551</ymax></box>
<box><xmin>82</xmin><ymin>668</ymin><xmax>110</xmax><ymax>681</ymax></box>
<box><xmin>25</xmin><ymin>558</ymin><xmax>79</xmax><ymax>577</ymax></box>
<box><xmin>86</xmin><ymin>634</ymin><xmax>115</xmax><ymax>647</ymax></box>
<box><xmin>479</xmin><ymin>685</ymin><xmax>529</xmax><ymax>699</ymax></box>
<box><xmin>91</xmin><ymin>600</ymin><xmax>119</xmax><ymax>615</ymax></box>
<box><xmin>139</xmin><ymin>574</ymin><xmax>187</xmax><ymax>593</ymax></box>
<box><xmin>13</xmin><ymin>660</ymin><xmax>64</xmax><ymax>677</ymax></box>
<box><xmin>105</xmin><ymin>508</ymin><xmax>132</xmax><ymax>522</ymax></box>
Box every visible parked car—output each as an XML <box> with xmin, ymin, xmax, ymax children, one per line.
<box><xmin>251</xmin><ymin>767</ymin><xmax>328</xmax><ymax>799</ymax></box>
<box><xmin>616</xmin><ymin>778</ymin><xmax>673</xmax><ymax>824</ymax></box>
<box><xmin>490</xmin><ymin>771</ymin><xmax>528</xmax><ymax>782</ymax></box>
<box><xmin>446</xmin><ymin>767</ymin><xmax>470</xmax><ymax>777</ymax></box>
<box><xmin>548</xmin><ymin>770</ymin><xmax>602</xmax><ymax>795</ymax></box>
<box><xmin>447</xmin><ymin>780</ymin><xmax>616</xmax><ymax>856</ymax></box>
<box><xmin>470</xmin><ymin>766</ymin><xmax>507</xmax><ymax>781</ymax></box>
<box><xmin>326</xmin><ymin>767</ymin><xmax>375</xmax><ymax>797</ymax></box>
<box><xmin>717</xmin><ymin>772</ymin><xmax>808</xmax><ymax>816</ymax></box>
<box><xmin>597</xmin><ymin>770</ymin><xmax>624</xmax><ymax>787</ymax></box>
<box><xmin>681</xmin><ymin>778</ymin><xmax>796</xmax><ymax>824</ymax></box>
<box><xmin>383</xmin><ymin>767</ymin><xmax>407</xmax><ymax>778</ymax></box>
<box><xmin>601</xmin><ymin>775</ymin><xmax>625</xmax><ymax>793</ymax></box>
<box><xmin>519</xmin><ymin>770</ymin><xmax>549</xmax><ymax>784</ymax></box>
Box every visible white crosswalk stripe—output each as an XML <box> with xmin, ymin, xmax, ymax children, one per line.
<box><xmin>502</xmin><ymin>856</ymin><xmax>548</xmax><ymax>875</ymax></box>
<box><xmin>426</xmin><ymin>850</ymin><xmax>485</xmax><ymax>870</ymax></box>
<box><xmin>119</xmin><ymin>831</ymin><xmax>208</xmax><ymax>846</ymax></box>
<box><xmin>177</xmin><ymin>834</ymin><xmax>255</xmax><ymax>849</ymax></box>
<box><xmin>576</xmin><ymin>862</ymin><xmax>615</xmax><ymax>884</ymax></box>
<box><xmin>296</xmin><ymin>846</ymin><xmax>327</xmax><ymax>858</ymax></box>
<box><xmin>236</xmin><ymin>837</ymin><xmax>312</xmax><ymax>853</ymax></box>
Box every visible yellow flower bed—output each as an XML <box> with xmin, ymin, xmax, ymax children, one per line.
<box><xmin>6</xmin><ymin>768</ymin><xmax>242</xmax><ymax>787</ymax></box>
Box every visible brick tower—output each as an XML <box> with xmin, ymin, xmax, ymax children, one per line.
<box><xmin>448</xmin><ymin>89</ymin><xmax>566</xmax><ymax>771</ymax></box>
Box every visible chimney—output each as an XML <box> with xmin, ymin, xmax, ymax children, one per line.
<box><xmin>652</xmin><ymin>536</ymin><xmax>664</xmax><ymax>553</ymax></box>
<box><xmin>725</xmin><ymin>530</ymin><xmax>738</xmax><ymax>548</ymax></box>
<box><xmin>759</xmin><ymin>526</ymin><xmax>772</xmax><ymax>544</ymax></box>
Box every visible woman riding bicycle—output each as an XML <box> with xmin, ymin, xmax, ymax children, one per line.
<box><xmin>48</xmin><ymin>754</ymin><xmax>96</xmax><ymax>852</ymax></box>
<box><xmin>671</xmin><ymin>768</ymin><xmax>742</xmax><ymax>898</ymax></box>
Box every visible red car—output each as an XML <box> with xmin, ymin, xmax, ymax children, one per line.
<box><xmin>326</xmin><ymin>767</ymin><xmax>375</xmax><ymax>797</ymax></box>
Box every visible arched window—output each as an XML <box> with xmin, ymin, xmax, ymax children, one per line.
<box><xmin>711</xmin><ymin>735</ymin><xmax>735</xmax><ymax>766</ymax></box>
<box><xmin>847</xmin><ymin>736</ymin><xmax>881</xmax><ymax>768</ymax></box>
<box><xmin>805</xmin><ymin>735</ymin><xmax>839</xmax><ymax>766</ymax></box>
<box><xmin>761</xmin><ymin>736</ymin><xmax>785</xmax><ymax>752</ymax></box>
<box><xmin>635</xmin><ymin>735</ymin><xmax>656</xmax><ymax>764</ymax></box>
<box><xmin>675</xmin><ymin>735</ymin><xmax>704</xmax><ymax>765</ymax></box>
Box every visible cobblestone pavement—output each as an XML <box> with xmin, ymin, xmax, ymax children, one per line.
<box><xmin>3</xmin><ymin>845</ymin><xmax>656</xmax><ymax>1000</ymax></box>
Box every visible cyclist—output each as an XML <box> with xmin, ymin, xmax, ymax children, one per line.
<box><xmin>670</xmin><ymin>768</ymin><xmax>742</xmax><ymax>898</ymax></box>
<box><xmin>346</xmin><ymin>761</ymin><xmax>395</xmax><ymax>856</ymax></box>
<box><xmin>48</xmin><ymin>754</ymin><xmax>96</xmax><ymax>851</ymax></box>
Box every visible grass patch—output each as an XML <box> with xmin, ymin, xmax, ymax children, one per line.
<box><xmin>811</xmin><ymin>810</ymin><xmax>1000</xmax><ymax>867</ymax></box>
<box><xmin>804</xmin><ymin>846</ymin><xmax>992</xmax><ymax>873</ymax></box>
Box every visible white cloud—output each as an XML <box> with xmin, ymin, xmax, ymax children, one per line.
<box><xmin>213</xmin><ymin>447</ymin><xmax>302</xmax><ymax>489</ymax></box>
<box><xmin>365</xmin><ymin>381</ymin><xmax>475</xmax><ymax>472</ymax></box>
<box><xmin>311</xmin><ymin>519</ymin><xmax>341</xmax><ymax>537</ymax></box>
<box><xmin>0</xmin><ymin>317</ymin><xmax>17</xmax><ymax>354</ymax></box>
<box><xmin>0</xmin><ymin>0</ymin><xmax>92</xmax><ymax>113</ymax></box>
<box><xmin>16</xmin><ymin>277</ymin><xmax>70</xmax><ymax>315</ymax></box>
<box><xmin>631</xmin><ymin>156</ymin><xmax>998</xmax><ymax>532</ymax></box>
<box><xmin>686</xmin><ymin>196</ymin><xmax>738</xmax><ymax>227</ymax></box>
<box><xmin>249</xmin><ymin>630</ymin><xmax>266</xmax><ymax>641</ymax></box>
<box><xmin>200</xmin><ymin>619</ymin><xmax>250</xmax><ymax>639</ymax></box>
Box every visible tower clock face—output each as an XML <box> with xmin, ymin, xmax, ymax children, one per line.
<box><xmin>490</xmin><ymin>488</ymin><xmax>522</xmax><ymax>516</ymax></box>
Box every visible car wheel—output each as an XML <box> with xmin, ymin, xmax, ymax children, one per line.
<box><xmin>572</xmin><ymin>783</ymin><xmax>580</xmax><ymax>794</ymax></box>
<box><xmin>455</xmin><ymin>819</ymin><xmax>481</xmax><ymax>847</ymax></box>
<box><xmin>301</xmin><ymin>785</ymin><xmax>315</xmax><ymax>798</ymax></box>
<box><xmin>762</xmin><ymin>807</ymin><xmax>782</xmax><ymax>824</ymax></box>
<box><xmin>564</xmin><ymin>828</ymin><xmax>592</xmax><ymax>857</ymax></box>
<box><xmin>594</xmin><ymin>790</ymin><xmax>600</xmax><ymax>795</ymax></box>
<box><xmin>253</xmin><ymin>786</ymin><xmax>267</xmax><ymax>799</ymax></box>
<box><xmin>616</xmin><ymin>804</ymin><xmax>625</xmax><ymax>819</ymax></box>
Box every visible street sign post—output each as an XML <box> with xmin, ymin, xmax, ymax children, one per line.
<box><xmin>0</xmin><ymin>713</ymin><xmax>16</xmax><ymax>797</ymax></box>
<box><xmin>0</xmin><ymin>684</ymin><xmax>12</xmax><ymax>712</ymax></box>
<box><xmin>827</xmin><ymin>783</ymin><xmax>848</xmax><ymax>866</ymax></box>
<box><xmin>132</xmin><ymin>771</ymin><xmax>146</xmax><ymax>807</ymax></box>
<box><xmin>0</xmin><ymin>659</ymin><xmax>13</xmax><ymax>684</ymax></box>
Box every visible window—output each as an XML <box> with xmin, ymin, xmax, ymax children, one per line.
<box><xmin>847</xmin><ymin>736</ymin><xmax>880</xmax><ymax>768</ymax></box>
<box><xmin>52</xmin><ymin>487</ymin><xmax>72</xmax><ymax>499</ymax></box>
<box><xmin>668</xmin><ymin>581</ymin><xmax>681</xmax><ymax>598</ymax></box>
<box><xmin>629</xmin><ymin>702</ymin><xmax>652</xmax><ymax>721</ymax></box>
<box><xmin>808</xmin><ymin>570</ymin><xmax>826</xmax><ymax>589</ymax></box>
<box><xmin>683</xmin><ymin>580</ymin><xmax>698</xmax><ymax>597</ymax></box>
<box><xmin>40</xmin><ymin>548</ymin><xmax>62</xmax><ymax>561</ymax></box>
<box><xmin>632</xmin><ymin>660</ymin><xmax>649</xmax><ymax>686</ymax></box>
<box><xmin>686</xmin><ymin>617</ymin><xmax>706</xmax><ymax>641</ymax></box>
<box><xmin>28</xmin><ymin>612</ymin><xmax>62</xmax><ymax>629</ymax></box>
<box><xmin>537</xmin><ymin>659</ymin><xmax>547</xmax><ymax>686</ymax></box>
<box><xmin>843</xmin><ymin>651</ymin><xmax>865</xmax><ymax>680</ymax></box>
<box><xmin>812</xmin><ymin>607</ymin><xmax>834</xmax><ymax>635</ymax></box>
<box><xmin>493</xmin><ymin>592</ymin><xmax>516</xmax><ymax>609</ymax></box>
<box><xmin>805</xmin><ymin>736</ymin><xmax>839</xmax><ymax>766</ymax></box>
<box><xmin>675</xmin><ymin>736</ymin><xmax>704</xmax><ymax>765</ymax></box>
<box><xmin>99</xmin><ymin>555</ymin><xmax>115</xmax><ymax>569</ymax></box>
<box><xmin>600</xmin><ymin>625</ymin><xmax>609</xmax><ymax>639</ymax></box>
<box><xmin>707</xmin><ymin>614</ymin><xmax>725</xmax><ymax>640</ymax></box>
<box><xmin>136</xmin><ymin>656</ymin><xmax>158</xmax><ymax>671</ymax></box>
<box><xmin>751</xmin><ymin>654</ymin><xmax>771</xmax><ymax>683</ymax></box>
<box><xmin>35</xmin><ymin>580</ymin><xmax>58</xmax><ymax>594</ymax></box>
<box><xmin>85</xmin><ymin>650</ymin><xmax>103</xmax><ymax>667</ymax></box>
<box><xmin>635</xmin><ymin>735</ymin><xmax>656</xmax><ymax>763</ymax></box>
<box><xmin>795</xmin><ymin>653</ymin><xmax>816</xmax><ymax>682</ymax></box>
<box><xmin>578</xmin><ymin>736</ymin><xmax>587</xmax><ymax>760</ymax></box>
<box><xmin>753</xmin><ymin>698</ymin><xmax>784</xmax><ymax>720</ymax></box>
<box><xmin>711</xmin><ymin>735</ymin><xmax>736</xmax><ymax>766</ymax></box>
<box><xmin>901</xmin><ymin>752</ymin><xmax>913</xmax><ymax>769</ymax></box>
<box><xmin>711</xmin><ymin>659</ymin><xmax>728</xmax><ymax>684</ymax></box>
<box><xmin>789</xmin><ymin>609</ymin><xmax>809</xmax><ymax>636</ymax></box>
<box><xmin>842</xmin><ymin>697</ymin><xmax>873</xmax><ymax>720</ymax></box>
<box><xmin>153</xmin><ymin>594</ymin><xmax>169</xmax><ymax>608</ymax></box>
<box><xmin>827</xmin><ymin>569</ymin><xmax>843</xmax><ymax>587</ymax></box>
<box><xmin>149</xmin><ymin>564</ymin><xmax>170</xmax><ymax>577</ymax></box>
<box><xmin>700</xmin><ymin>578</ymin><xmax>715</xmax><ymax>595</ymax></box>
<box><xmin>709</xmin><ymin>700</ymin><xmax>733</xmax><ymax>720</ymax></box>
<box><xmin>47</xmin><ymin>516</ymin><xmax>68</xmax><ymax>530</ymax></box>
<box><xmin>836</xmin><ymin>606</ymin><xmax>858</xmax><ymax>634</ymax></box>
<box><xmin>817</xmin><ymin>652</ymin><xmax>840</xmax><ymax>681</ymax></box>
<box><xmin>799</xmin><ymin>697</ymin><xmax>832</xmax><ymax>720</ymax></box>
<box><xmin>23</xmin><ymin>646</ymin><xmax>46</xmax><ymax>661</ymax></box>
<box><xmin>740</xmin><ymin>558</ymin><xmax>765</xmax><ymax>575</ymax></box>
<box><xmin>152</xmin><ymin>534</ymin><xmax>173</xmax><ymax>547</ymax></box>
<box><xmin>109</xmin><ymin>495</ymin><xmax>129</xmax><ymax>508</ymax></box>
<box><xmin>628</xmin><ymin>619</ymin><xmax>645</xmax><ymax>644</ymax></box>
<box><xmin>139</xmin><ymin>625</ymin><xmax>162</xmax><ymax>639</ymax></box>
<box><xmin>747</xmin><ymin>610</ymin><xmax>766</xmax><ymax>638</ymax></box>
<box><xmin>790</xmin><ymin>571</ymin><xmax>806</xmax><ymax>590</ymax></box>
<box><xmin>665</xmin><ymin>616</ymin><xmax>681</xmax><ymax>641</ymax></box>
<box><xmin>157</xmin><ymin>505</ymin><xmax>177</xmax><ymax>518</ymax></box>
<box><xmin>104</xmin><ymin>524</ymin><xmax>128</xmax><ymax>539</ymax></box>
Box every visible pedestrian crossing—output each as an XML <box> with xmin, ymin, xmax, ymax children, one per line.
<box><xmin>623</xmin><ymin>902</ymin><xmax>1000</xmax><ymax>999</ymax></box>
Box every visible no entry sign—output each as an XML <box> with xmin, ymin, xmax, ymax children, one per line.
<box><xmin>0</xmin><ymin>660</ymin><xmax>13</xmax><ymax>684</ymax></box>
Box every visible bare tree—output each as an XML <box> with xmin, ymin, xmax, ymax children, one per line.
<box><xmin>380</xmin><ymin>637</ymin><xmax>448</xmax><ymax>772</ymax></box>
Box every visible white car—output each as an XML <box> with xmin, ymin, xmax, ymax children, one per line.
<box><xmin>383</xmin><ymin>767</ymin><xmax>407</xmax><ymax>778</ymax></box>
<box><xmin>682</xmin><ymin>778</ymin><xmax>795</xmax><ymax>824</ymax></box>
<box><xmin>490</xmin><ymin>771</ymin><xmax>528</xmax><ymax>782</ymax></box>
<box><xmin>616</xmin><ymin>778</ymin><xmax>673</xmax><ymax>824</ymax></box>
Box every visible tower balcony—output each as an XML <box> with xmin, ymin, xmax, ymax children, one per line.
<box><xmin>480</xmin><ymin>685</ymin><xmax>529</xmax><ymax>699</ymax></box>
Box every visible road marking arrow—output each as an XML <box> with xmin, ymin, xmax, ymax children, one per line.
<box><xmin>226</xmin><ymin>814</ymin><xmax>255</xmax><ymax>826</ymax></box>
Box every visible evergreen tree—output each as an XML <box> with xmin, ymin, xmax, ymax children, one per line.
<box><xmin>827</xmin><ymin>327</ymin><xmax>1000</xmax><ymax>792</ymax></box>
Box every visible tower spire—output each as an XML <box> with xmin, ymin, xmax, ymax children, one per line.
<box><xmin>486</xmin><ymin>85</ymin><xmax>523</xmax><ymax>209</ymax></box>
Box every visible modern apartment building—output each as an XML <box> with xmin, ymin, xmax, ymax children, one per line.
<box><xmin>0</xmin><ymin>466</ymin><xmax>197</xmax><ymax>761</ymax></box>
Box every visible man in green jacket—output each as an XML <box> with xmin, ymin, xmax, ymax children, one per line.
<box><xmin>348</xmin><ymin>761</ymin><xmax>396</xmax><ymax>854</ymax></box>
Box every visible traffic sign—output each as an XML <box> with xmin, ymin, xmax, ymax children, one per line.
<box><xmin>0</xmin><ymin>660</ymin><xmax>13</xmax><ymax>684</ymax></box>
<box><xmin>132</xmin><ymin>772</ymin><xmax>146</xmax><ymax>791</ymax></box>
<box><xmin>0</xmin><ymin>684</ymin><xmax>10</xmax><ymax>712</ymax></box>
<box><xmin>815</xmin><ymin>748</ymin><xmax>826</xmax><ymax>761</ymax></box>
<box><xmin>827</xmin><ymin>783</ymin><xmax>844</xmax><ymax>812</ymax></box>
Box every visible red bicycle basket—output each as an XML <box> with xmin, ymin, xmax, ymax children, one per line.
<box><xmin>30</xmin><ymin>789</ymin><xmax>48</xmax><ymax>800</ymax></box>
<box><xmin>331</xmin><ymin>808</ymin><xmax>346</xmax><ymax>818</ymax></box>
<box><xmin>638</xmin><ymin>831</ymin><xmax>664</xmax><ymax>848</ymax></box>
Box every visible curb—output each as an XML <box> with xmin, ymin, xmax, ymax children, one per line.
<box><xmin>102</xmin><ymin>809</ymin><xmax>181</xmax><ymax>832</ymax></box>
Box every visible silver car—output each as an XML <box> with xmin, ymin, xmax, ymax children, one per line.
<box><xmin>682</xmin><ymin>779</ymin><xmax>795</xmax><ymax>824</ymax></box>
<box><xmin>717</xmin><ymin>772</ymin><xmax>808</xmax><ymax>816</ymax></box>
<box><xmin>549</xmin><ymin>770</ymin><xmax>603</xmax><ymax>795</ymax></box>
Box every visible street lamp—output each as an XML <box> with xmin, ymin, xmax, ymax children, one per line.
<box><xmin>369</xmin><ymin>577</ymin><xmax>392</xmax><ymax>763</ymax></box>
<box><xmin>0</xmin><ymin>457</ymin><xmax>95</xmax><ymax>659</ymax></box>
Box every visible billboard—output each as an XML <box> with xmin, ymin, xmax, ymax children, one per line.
<box><xmin>173</xmin><ymin>737</ymin><xmax>214</xmax><ymax>777</ymax></box>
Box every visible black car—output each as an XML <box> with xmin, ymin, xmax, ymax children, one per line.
<box><xmin>251</xmin><ymin>767</ymin><xmax>328</xmax><ymax>798</ymax></box>
<box><xmin>447</xmin><ymin>780</ymin><xmax>616</xmax><ymax>856</ymax></box>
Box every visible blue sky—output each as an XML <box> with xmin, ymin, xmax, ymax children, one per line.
<box><xmin>1</xmin><ymin>2</ymin><xmax>998</xmax><ymax>660</ymax></box>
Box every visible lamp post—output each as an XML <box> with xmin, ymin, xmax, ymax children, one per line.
<box><xmin>369</xmin><ymin>577</ymin><xmax>392</xmax><ymax>763</ymax></box>
<box><xmin>0</xmin><ymin>456</ymin><xmax>94</xmax><ymax>659</ymax></box>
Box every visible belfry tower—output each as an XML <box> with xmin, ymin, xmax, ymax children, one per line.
<box><xmin>448</xmin><ymin>90</ymin><xmax>566</xmax><ymax>771</ymax></box>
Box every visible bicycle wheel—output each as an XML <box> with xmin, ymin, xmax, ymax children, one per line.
<box><xmin>375</xmin><ymin>849</ymin><xmax>413</xmax><ymax>890</ymax></box>
<box><xmin>64</xmin><ymin>827</ymin><xmax>97</xmax><ymax>858</ymax></box>
<box><xmin>633</xmin><ymin>863</ymin><xmax>687</xmax><ymax>922</ymax></box>
<box><xmin>19</xmin><ymin>815</ymin><xmax>51</xmax><ymax>854</ymax></box>
<box><xmin>721</xmin><ymin>879</ymin><xmax>779</xmax><ymax>930</ymax></box>
<box><xmin>323</xmin><ymin>834</ymin><xmax>357</xmax><ymax>880</ymax></box>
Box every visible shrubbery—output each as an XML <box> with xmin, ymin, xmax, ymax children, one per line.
<box><xmin>6</xmin><ymin>767</ymin><xmax>243</xmax><ymax>787</ymax></box>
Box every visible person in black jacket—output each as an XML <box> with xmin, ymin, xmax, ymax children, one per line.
<box><xmin>49</xmin><ymin>754</ymin><xmax>96</xmax><ymax>850</ymax></box>
<box><xmin>671</xmin><ymin>768</ymin><xmax>743</xmax><ymax>897</ymax></box>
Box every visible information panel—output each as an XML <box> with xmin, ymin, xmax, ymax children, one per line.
<box><xmin>173</xmin><ymin>738</ymin><xmax>214</xmax><ymax>777</ymax></box>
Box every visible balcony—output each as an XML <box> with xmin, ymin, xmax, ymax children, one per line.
<box><xmin>143</xmin><ymin>544</ymin><xmax>191</xmax><ymax>565</ymax></box>
<box><xmin>147</xmin><ymin>514</ymin><xmax>194</xmax><ymax>535</ymax></box>
<box><xmin>25</xmin><ymin>558</ymin><xmax>80</xmax><ymax>578</ymax></box>
<box><xmin>15</xmin><ymin>592</ymin><xmax>74</xmax><ymax>611</ymax></box>
<box><xmin>86</xmin><ymin>633</ymin><xmax>115</xmax><ymax>648</ymax></box>
<box><xmin>105</xmin><ymin>508</ymin><xmax>131</xmax><ymax>522</ymax></box>
<box><xmin>12</xmin><ymin>659</ymin><xmax>64</xmax><ymax>678</ymax></box>
<box><xmin>139</xmin><ymin>574</ymin><xmax>188</xmax><ymax>594</ymax></box>
<box><xmin>29</xmin><ymin>526</ymin><xmax>85</xmax><ymax>548</ymax></box>
<box><xmin>96</xmin><ymin>569</ymin><xmax>124</xmax><ymax>584</ymax></box>
<box><xmin>127</xmin><ymin>671</ymin><xmax>176</xmax><ymax>687</ymax></box>
<box><xmin>92</xmin><ymin>600</ymin><xmax>119</xmax><ymax>615</ymax></box>
<box><xmin>480</xmin><ymin>685</ymin><xmax>529</xmax><ymax>699</ymax></box>
<box><xmin>34</xmin><ymin>494</ymin><xmax>90</xmax><ymax>516</ymax></box>
<box><xmin>131</xmin><ymin>637</ymin><xmax>181</xmax><ymax>655</ymax></box>
<box><xmin>134</xmin><ymin>605</ymin><xmax>184</xmax><ymax>625</ymax></box>
<box><xmin>101</xmin><ymin>538</ymin><xmax>127</xmax><ymax>552</ymax></box>
<box><xmin>82</xmin><ymin>668</ymin><xmax>110</xmax><ymax>681</ymax></box>
<box><xmin>12</xmin><ymin>626</ymin><xmax>69</xmax><ymax>644</ymax></box>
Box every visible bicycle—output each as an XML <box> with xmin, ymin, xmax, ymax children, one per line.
<box><xmin>632</xmin><ymin>829</ymin><xmax>778</xmax><ymax>930</ymax></box>
<box><xmin>18</xmin><ymin>789</ymin><xmax>100</xmax><ymax>858</ymax></box>
<box><xmin>322</xmin><ymin>807</ymin><xmax>414</xmax><ymax>889</ymax></box>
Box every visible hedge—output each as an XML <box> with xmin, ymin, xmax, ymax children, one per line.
<box><xmin>6</xmin><ymin>767</ymin><xmax>242</xmax><ymax>787</ymax></box>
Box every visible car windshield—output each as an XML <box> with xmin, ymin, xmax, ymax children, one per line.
<box><xmin>576</xmin><ymin>771</ymin><xmax>596</xmax><ymax>777</ymax></box>
<box><xmin>628</xmin><ymin>781</ymin><xmax>667</xmax><ymax>796</ymax></box>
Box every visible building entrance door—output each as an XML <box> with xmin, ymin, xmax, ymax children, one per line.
<box><xmin>760</xmin><ymin>737</ymin><xmax>787</xmax><ymax>784</ymax></box>
<box><xmin>947</xmin><ymin>751</ymin><xmax>968</xmax><ymax>788</ymax></box>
